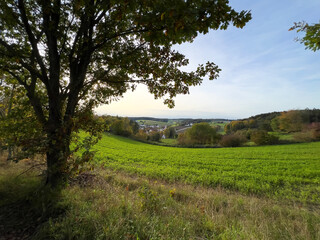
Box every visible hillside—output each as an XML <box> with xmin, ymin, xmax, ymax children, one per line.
<box><xmin>92</xmin><ymin>133</ymin><xmax>320</xmax><ymax>204</ymax></box>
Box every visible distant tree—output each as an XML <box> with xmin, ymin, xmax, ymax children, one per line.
<box><xmin>270</xmin><ymin>117</ymin><xmax>280</xmax><ymax>132</ymax></box>
<box><xmin>278</xmin><ymin>110</ymin><xmax>304</xmax><ymax>132</ymax></box>
<box><xmin>224</xmin><ymin>123</ymin><xmax>232</xmax><ymax>134</ymax></box>
<box><xmin>177</xmin><ymin>132</ymin><xmax>192</xmax><ymax>146</ymax></box>
<box><xmin>148</xmin><ymin>131</ymin><xmax>161</xmax><ymax>142</ymax></box>
<box><xmin>219</xmin><ymin>133</ymin><xmax>247</xmax><ymax>147</ymax></box>
<box><xmin>135</xmin><ymin>129</ymin><xmax>148</xmax><ymax>141</ymax></box>
<box><xmin>224</xmin><ymin>120</ymin><xmax>246</xmax><ymax>133</ymax></box>
<box><xmin>0</xmin><ymin>0</ymin><xmax>251</xmax><ymax>187</ymax></box>
<box><xmin>250</xmin><ymin>130</ymin><xmax>279</xmax><ymax>146</ymax></box>
<box><xmin>247</xmin><ymin>119</ymin><xmax>257</xmax><ymax>128</ymax></box>
<box><xmin>179</xmin><ymin>122</ymin><xmax>220</xmax><ymax>145</ymax></box>
<box><xmin>130</xmin><ymin>120</ymin><xmax>140</xmax><ymax>135</ymax></box>
<box><xmin>290</xmin><ymin>21</ymin><xmax>320</xmax><ymax>51</ymax></box>
<box><xmin>109</xmin><ymin>117</ymin><xmax>135</xmax><ymax>137</ymax></box>
<box><xmin>164</xmin><ymin>127</ymin><xmax>176</xmax><ymax>139</ymax></box>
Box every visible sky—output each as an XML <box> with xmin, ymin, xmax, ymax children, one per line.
<box><xmin>95</xmin><ymin>0</ymin><xmax>320</xmax><ymax>119</ymax></box>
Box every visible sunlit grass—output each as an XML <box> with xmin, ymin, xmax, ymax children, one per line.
<box><xmin>92</xmin><ymin>133</ymin><xmax>320</xmax><ymax>204</ymax></box>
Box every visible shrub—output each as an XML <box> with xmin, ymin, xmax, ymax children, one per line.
<box><xmin>177</xmin><ymin>133</ymin><xmax>191</xmax><ymax>146</ymax></box>
<box><xmin>250</xmin><ymin>130</ymin><xmax>279</xmax><ymax>145</ymax></box>
<box><xmin>309</xmin><ymin>122</ymin><xmax>320</xmax><ymax>140</ymax></box>
<box><xmin>148</xmin><ymin>131</ymin><xmax>161</xmax><ymax>142</ymax></box>
<box><xmin>135</xmin><ymin>130</ymin><xmax>148</xmax><ymax>141</ymax></box>
<box><xmin>293</xmin><ymin>131</ymin><xmax>315</xmax><ymax>142</ymax></box>
<box><xmin>293</xmin><ymin>123</ymin><xmax>320</xmax><ymax>142</ymax></box>
<box><xmin>219</xmin><ymin>134</ymin><xmax>247</xmax><ymax>147</ymax></box>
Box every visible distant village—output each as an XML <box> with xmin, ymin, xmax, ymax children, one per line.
<box><xmin>135</xmin><ymin>118</ymin><xmax>229</xmax><ymax>139</ymax></box>
<box><xmin>138</xmin><ymin>122</ymin><xmax>194</xmax><ymax>138</ymax></box>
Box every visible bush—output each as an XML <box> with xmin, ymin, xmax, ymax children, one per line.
<box><xmin>134</xmin><ymin>130</ymin><xmax>148</xmax><ymax>141</ymax></box>
<box><xmin>309</xmin><ymin>122</ymin><xmax>320</xmax><ymax>140</ymax></box>
<box><xmin>219</xmin><ymin>134</ymin><xmax>247</xmax><ymax>147</ymax></box>
<box><xmin>148</xmin><ymin>131</ymin><xmax>161</xmax><ymax>142</ymax></box>
<box><xmin>177</xmin><ymin>132</ymin><xmax>192</xmax><ymax>146</ymax></box>
<box><xmin>293</xmin><ymin>123</ymin><xmax>320</xmax><ymax>142</ymax></box>
<box><xmin>250</xmin><ymin>130</ymin><xmax>279</xmax><ymax>145</ymax></box>
<box><xmin>293</xmin><ymin>131</ymin><xmax>315</xmax><ymax>142</ymax></box>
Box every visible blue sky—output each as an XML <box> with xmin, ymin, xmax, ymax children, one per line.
<box><xmin>95</xmin><ymin>0</ymin><xmax>320</xmax><ymax>119</ymax></box>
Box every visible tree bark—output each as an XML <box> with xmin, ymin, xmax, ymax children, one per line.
<box><xmin>45</xmin><ymin>122</ymin><xmax>71</xmax><ymax>188</ymax></box>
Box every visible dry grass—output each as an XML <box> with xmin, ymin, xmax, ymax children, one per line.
<box><xmin>91</xmin><ymin>169</ymin><xmax>320</xmax><ymax>240</ymax></box>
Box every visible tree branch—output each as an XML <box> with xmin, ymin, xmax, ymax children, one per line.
<box><xmin>17</xmin><ymin>0</ymin><xmax>49</xmax><ymax>86</ymax></box>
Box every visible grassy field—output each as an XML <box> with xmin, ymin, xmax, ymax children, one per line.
<box><xmin>210</xmin><ymin>121</ymin><xmax>229</xmax><ymax>134</ymax></box>
<box><xmin>136</xmin><ymin>120</ymin><xmax>172</xmax><ymax>127</ymax></box>
<box><xmin>159</xmin><ymin>138</ymin><xmax>178</xmax><ymax>145</ymax></box>
<box><xmin>1</xmin><ymin>158</ymin><xmax>320</xmax><ymax>240</ymax></box>
<box><xmin>1</xmin><ymin>136</ymin><xmax>320</xmax><ymax>239</ymax></box>
<box><xmin>92</xmin><ymin>133</ymin><xmax>320</xmax><ymax>204</ymax></box>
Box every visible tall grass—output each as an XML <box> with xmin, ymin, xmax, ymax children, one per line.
<box><xmin>35</xmin><ymin>170</ymin><xmax>320</xmax><ymax>240</ymax></box>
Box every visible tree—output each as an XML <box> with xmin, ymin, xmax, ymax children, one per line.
<box><xmin>0</xmin><ymin>78</ymin><xmax>43</xmax><ymax>160</ymax></box>
<box><xmin>219</xmin><ymin>133</ymin><xmax>246</xmax><ymax>147</ymax></box>
<box><xmin>148</xmin><ymin>131</ymin><xmax>161</xmax><ymax>142</ymax></box>
<box><xmin>250</xmin><ymin>130</ymin><xmax>279</xmax><ymax>146</ymax></box>
<box><xmin>109</xmin><ymin>117</ymin><xmax>137</xmax><ymax>136</ymax></box>
<box><xmin>164</xmin><ymin>127</ymin><xmax>176</xmax><ymax>139</ymax></box>
<box><xmin>179</xmin><ymin>122</ymin><xmax>220</xmax><ymax>145</ymax></box>
<box><xmin>290</xmin><ymin>21</ymin><xmax>320</xmax><ymax>51</ymax></box>
<box><xmin>0</xmin><ymin>0</ymin><xmax>251</xmax><ymax>187</ymax></box>
<box><xmin>277</xmin><ymin>110</ymin><xmax>303</xmax><ymax>133</ymax></box>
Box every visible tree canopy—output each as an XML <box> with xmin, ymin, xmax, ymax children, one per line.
<box><xmin>0</xmin><ymin>0</ymin><xmax>251</xmax><ymax>187</ymax></box>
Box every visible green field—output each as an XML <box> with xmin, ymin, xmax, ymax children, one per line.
<box><xmin>93</xmin><ymin>134</ymin><xmax>320</xmax><ymax>204</ymax></box>
<box><xmin>136</xmin><ymin>120</ymin><xmax>173</xmax><ymax>127</ymax></box>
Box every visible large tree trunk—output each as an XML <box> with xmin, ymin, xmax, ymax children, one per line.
<box><xmin>45</xmin><ymin>122</ymin><xmax>71</xmax><ymax>188</ymax></box>
<box><xmin>7</xmin><ymin>146</ymin><xmax>12</xmax><ymax>160</ymax></box>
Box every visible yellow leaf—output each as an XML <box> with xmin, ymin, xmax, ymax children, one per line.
<box><xmin>161</xmin><ymin>12</ymin><xmax>165</xmax><ymax>21</ymax></box>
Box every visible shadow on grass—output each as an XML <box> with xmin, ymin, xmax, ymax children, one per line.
<box><xmin>0</xmin><ymin>166</ymin><xmax>66</xmax><ymax>240</ymax></box>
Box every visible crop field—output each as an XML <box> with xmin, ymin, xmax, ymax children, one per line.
<box><xmin>92</xmin><ymin>133</ymin><xmax>320</xmax><ymax>204</ymax></box>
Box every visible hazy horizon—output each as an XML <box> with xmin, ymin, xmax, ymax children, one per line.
<box><xmin>96</xmin><ymin>108</ymin><xmax>320</xmax><ymax>121</ymax></box>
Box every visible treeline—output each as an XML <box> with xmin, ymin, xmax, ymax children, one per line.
<box><xmin>224</xmin><ymin>109</ymin><xmax>320</xmax><ymax>144</ymax></box>
<box><xmin>129</xmin><ymin>117</ymin><xmax>169</xmax><ymax>123</ymax></box>
<box><xmin>226</xmin><ymin>109</ymin><xmax>320</xmax><ymax>133</ymax></box>
<box><xmin>176</xmin><ymin>122</ymin><xmax>248</xmax><ymax>147</ymax></box>
<box><xmin>104</xmin><ymin>109</ymin><xmax>320</xmax><ymax>148</ymax></box>
<box><xmin>102</xmin><ymin>116</ymin><xmax>139</xmax><ymax>137</ymax></box>
<box><xmin>178</xmin><ymin>109</ymin><xmax>320</xmax><ymax>148</ymax></box>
